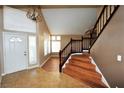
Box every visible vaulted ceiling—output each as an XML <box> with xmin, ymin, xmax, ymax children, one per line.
<box><xmin>42</xmin><ymin>6</ymin><xmax>97</xmax><ymax>35</ymax></box>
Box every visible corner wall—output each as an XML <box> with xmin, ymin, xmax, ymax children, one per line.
<box><xmin>37</xmin><ymin>9</ymin><xmax>51</xmax><ymax>66</ymax></box>
<box><xmin>0</xmin><ymin>6</ymin><xmax>3</xmax><ymax>87</ymax></box>
<box><xmin>91</xmin><ymin>6</ymin><xmax>124</xmax><ymax>87</ymax></box>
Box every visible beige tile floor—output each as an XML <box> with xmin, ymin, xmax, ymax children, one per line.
<box><xmin>1</xmin><ymin>68</ymin><xmax>90</xmax><ymax>88</ymax></box>
<box><xmin>1</xmin><ymin>58</ymin><xmax>90</xmax><ymax>88</ymax></box>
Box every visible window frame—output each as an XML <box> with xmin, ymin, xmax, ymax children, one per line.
<box><xmin>51</xmin><ymin>35</ymin><xmax>61</xmax><ymax>53</ymax></box>
<box><xmin>44</xmin><ymin>33</ymin><xmax>51</xmax><ymax>56</ymax></box>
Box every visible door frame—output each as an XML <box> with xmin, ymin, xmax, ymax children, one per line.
<box><xmin>27</xmin><ymin>33</ymin><xmax>38</xmax><ymax>68</ymax></box>
<box><xmin>3</xmin><ymin>31</ymin><xmax>38</xmax><ymax>75</ymax></box>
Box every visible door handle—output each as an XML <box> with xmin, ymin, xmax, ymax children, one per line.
<box><xmin>24</xmin><ymin>51</ymin><xmax>27</xmax><ymax>56</ymax></box>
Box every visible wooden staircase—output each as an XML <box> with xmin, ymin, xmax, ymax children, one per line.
<box><xmin>59</xmin><ymin>5</ymin><xmax>119</xmax><ymax>88</ymax></box>
<box><xmin>63</xmin><ymin>54</ymin><xmax>107</xmax><ymax>88</ymax></box>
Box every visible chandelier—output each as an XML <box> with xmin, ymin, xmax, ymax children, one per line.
<box><xmin>26</xmin><ymin>6</ymin><xmax>42</xmax><ymax>21</ymax></box>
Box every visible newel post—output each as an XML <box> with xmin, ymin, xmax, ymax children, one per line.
<box><xmin>82</xmin><ymin>36</ymin><xmax>83</xmax><ymax>53</ymax></box>
<box><xmin>89</xmin><ymin>31</ymin><xmax>92</xmax><ymax>53</ymax></box>
<box><xmin>59</xmin><ymin>50</ymin><xmax>62</xmax><ymax>72</ymax></box>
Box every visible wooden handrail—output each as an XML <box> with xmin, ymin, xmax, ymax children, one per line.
<box><xmin>90</xmin><ymin>5</ymin><xmax>120</xmax><ymax>49</ymax></box>
<box><xmin>61</xmin><ymin>40</ymin><xmax>71</xmax><ymax>53</ymax></box>
<box><xmin>92</xmin><ymin>6</ymin><xmax>107</xmax><ymax>33</ymax></box>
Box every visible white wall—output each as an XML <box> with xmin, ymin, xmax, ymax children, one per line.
<box><xmin>1</xmin><ymin>6</ymin><xmax>38</xmax><ymax>75</ymax></box>
<box><xmin>3</xmin><ymin>6</ymin><xmax>36</xmax><ymax>33</ymax></box>
<box><xmin>0</xmin><ymin>32</ymin><xmax>2</xmax><ymax>87</ymax></box>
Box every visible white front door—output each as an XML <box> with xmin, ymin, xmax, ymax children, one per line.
<box><xmin>4</xmin><ymin>32</ymin><xmax>28</xmax><ymax>74</ymax></box>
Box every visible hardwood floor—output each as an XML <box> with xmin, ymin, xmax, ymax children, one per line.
<box><xmin>42</xmin><ymin>57</ymin><xmax>59</xmax><ymax>72</ymax></box>
<box><xmin>1</xmin><ymin>57</ymin><xmax>90</xmax><ymax>88</ymax></box>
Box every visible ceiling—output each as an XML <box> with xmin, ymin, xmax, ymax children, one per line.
<box><xmin>42</xmin><ymin>7</ymin><xmax>97</xmax><ymax>35</ymax></box>
<box><xmin>41</xmin><ymin>5</ymin><xmax>100</xmax><ymax>9</ymax></box>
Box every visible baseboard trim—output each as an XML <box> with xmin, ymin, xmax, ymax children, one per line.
<box><xmin>1</xmin><ymin>65</ymin><xmax>39</xmax><ymax>76</ymax></box>
<box><xmin>2</xmin><ymin>56</ymin><xmax>51</xmax><ymax>76</ymax></box>
<box><xmin>0</xmin><ymin>77</ymin><xmax>1</xmax><ymax>87</ymax></box>
<box><xmin>51</xmin><ymin>55</ymin><xmax>59</xmax><ymax>57</ymax></box>
<box><xmin>0</xmin><ymin>77</ymin><xmax>1</xmax><ymax>82</ymax></box>
<box><xmin>2</xmin><ymin>68</ymin><xmax>28</xmax><ymax>76</ymax></box>
<box><xmin>90</xmin><ymin>57</ymin><xmax>110</xmax><ymax>88</ymax></box>
<box><xmin>62</xmin><ymin>55</ymin><xmax>71</xmax><ymax>69</ymax></box>
<box><xmin>40</xmin><ymin>56</ymin><xmax>51</xmax><ymax>67</ymax></box>
<box><xmin>28</xmin><ymin>65</ymin><xmax>39</xmax><ymax>70</ymax></box>
<box><xmin>2</xmin><ymin>73</ymin><xmax>6</xmax><ymax>76</ymax></box>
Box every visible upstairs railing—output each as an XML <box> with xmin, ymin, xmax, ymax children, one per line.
<box><xmin>59</xmin><ymin>5</ymin><xmax>120</xmax><ymax>72</ymax></box>
<box><xmin>59</xmin><ymin>37</ymin><xmax>90</xmax><ymax>72</ymax></box>
<box><xmin>90</xmin><ymin>5</ymin><xmax>120</xmax><ymax>49</ymax></box>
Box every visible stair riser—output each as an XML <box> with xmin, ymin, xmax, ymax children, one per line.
<box><xmin>66</xmin><ymin>65</ymin><xmax>101</xmax><ymax>79</ymax></box>
<box><xmin>64</xmin><ymin>68</ymin><xmax>105</xmax><ymax>87</ymax></box>
<box><xmin>69</xmin><ymin>61</ymin><xmax>96</xmax><ymax>71</ymax></box>
<box><xmin>66</xmin><ymin>66</ymin><xmax>101</xmax><ymax>80</ymax></box>
<box><xmin>71</xmin><ymin>58</ymin><xmax>91</xmax><ymax>63</ymax></box>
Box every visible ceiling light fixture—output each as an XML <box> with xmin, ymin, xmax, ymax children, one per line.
<box><xmin>26</xmin><ymin>6</ymin><xmax>42</xmax><ymax>22</ymax></box>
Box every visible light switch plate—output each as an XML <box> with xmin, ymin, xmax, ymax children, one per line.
<box><xmin>117</xmin><ymin>55</ymin><xmax>122</xmax><ymax>62</ymax></box>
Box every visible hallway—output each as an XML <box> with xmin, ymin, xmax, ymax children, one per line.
<box><xmin>42</xmin><ymin>57</ymin><xmax>59</xmax><ymax>72</ymax></box>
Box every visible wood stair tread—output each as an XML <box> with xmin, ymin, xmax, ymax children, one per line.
<box><xmin>63</xmin><ymin>68</ymin><xmax>107</xmax><ymax>88</ymax></box>
<box><xmin>72</xmin><ymin>53</ymin><xmax>90</xmax><ymax>57</ymax></box>
<box><xmin>65</xmin><ymin>64</ymin><xmax>101</xmax><ymax>80</ymax></box>
<box><xmin>63</xmin><ymin>68</ymin><xmax>106</xmax><ymax>88</ymax></box>
<box><xmin>69</xmin><ymin>59</ymin><xmax>96</xmax><ymax>71</ymax></box>
<box><xmin>73</xmin><ymin>55</ymin><xmax>90</xmax><ymax>58</ymax></box>
<box><xmin>71</xmin><ymin>55</ymin><xmax>91</xmax><ymax>62</ymax></box>
<box><xmin>70</xmin><ymin>57</ymin><xmax>91</xmax><ymax>63</ymax></box>
<box><xmin>84</xmin><ymin>81</ymin><xmax>107</xmax><ymax>88</ymax></box>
